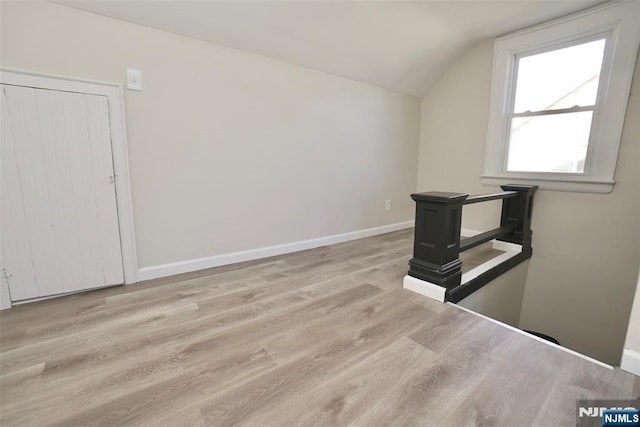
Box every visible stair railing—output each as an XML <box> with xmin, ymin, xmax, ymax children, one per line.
<box><xmin>407</xmin><ymin>184</ymin><xmax>537</xmax><ymax>302</ymax></box>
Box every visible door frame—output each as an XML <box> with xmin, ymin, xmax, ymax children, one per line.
<box><xmin>0</xmin><ymin>68</ymin><xmax>139</xmax><ymax>300</ymax></box>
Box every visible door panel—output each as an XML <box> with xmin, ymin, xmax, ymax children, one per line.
<box><xmin>85</xmin><ymin>94</ymin><xmax>124</xmax><ymax>286</ymax></box>
<box><xmin>1</xmin><ymin>84</ymin><xmax>124</xmax><ymax>301</ymax></box>
<box><xmin>35</xmin><ymin>88</ymin><xmax>84</xmax><ymax>293</ymax></box>
<box><xmin>1</xmin><ymin>87</ymin><xmax>38</xmax><ymax>300</ymax></box>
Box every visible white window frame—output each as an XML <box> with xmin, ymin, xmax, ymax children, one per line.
<box><xmin>482</xmin><ymin>1</ymin><xmax>640</xmax><ymax>193</ymax></box>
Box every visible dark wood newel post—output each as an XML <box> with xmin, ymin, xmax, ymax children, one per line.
<box><xmin>497</xmin><ymin>184</ymin><xmax>538</xmax><ymax>255</ymax></box>
<box><xmin>408</xmin><ymin>191</ymin><xmax>469</xmax><ymax>289</ymax></box>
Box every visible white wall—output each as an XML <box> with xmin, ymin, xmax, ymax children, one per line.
<box><xmin>417</xmin><ymin>40</ymin><xmax>640</xmax><ymax>365</ymax></box>
<box><xmin>1</xmin><ymin>1</ymin><xmax>420</xmax><ymax>270</ymax></box>
<box><xmin>621</xmin><ymin>267</ymin><xmax>640</xmax><ymax>374</ymax></box>
<box><xmin>416</xmin><ymin>41</ymin><xmax>502</xmax><ymax>232</ymax></box>
<box><xmin>624</xmin><ymin>269</ymin><xmax>640</xmax><ymax>353</ymax></box>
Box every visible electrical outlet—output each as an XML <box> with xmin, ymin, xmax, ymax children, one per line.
<box><xmin>385</xmin><ymin>200</ymin><xmax>391</xmax><ymax>211</ymax></box>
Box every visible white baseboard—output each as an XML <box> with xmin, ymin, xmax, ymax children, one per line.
<box><xmin>402</xmin><ymin>229</ymin><xmax>523</xmax><ymax>303</ymax></box>
<box><xmin>138</xmin><ymin>220</ymin><xmax>415</xmax><ymax>282</ymax></box>
<box><xmin>492</xmin><ymin>240</ymin><xmax>522</xmax><ymax>252</ymax></box>
<box><xmin>620</xmin><ymin>349</ymin><xmax>640</xmax><ymax>376</ymax></box>
<box><xmin>461</xmin><ymin>228</ymin><xmax>481</xmax><ymax>238</ymax></box>
<box><xmin>403</xmin><ymin>275</ymin><xmax>446</xmax><ymax>302</ymax></box>
<box><xmin>461</xmin><ymin>246</ymin><xmax>521</xmax><ymax>284</ymax></box>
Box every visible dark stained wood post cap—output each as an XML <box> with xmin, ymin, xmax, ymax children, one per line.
<box><xmin>410</xmin><ymin>192</ymin><xmax>469</xmax><ymax>202</ymax></box>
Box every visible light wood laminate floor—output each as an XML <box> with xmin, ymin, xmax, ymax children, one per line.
<box><xmin>0</xmin><ymin>229</ymin><xmax>637</xmax><ymax>426</ymax></box>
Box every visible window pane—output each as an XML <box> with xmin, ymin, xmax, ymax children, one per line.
<box><xmin>513</xmin><ymin>38</ymin><xmax>606</xmax><ymax>113</ymax></box>
<box><xmin>507</xmin><ymin>111</ymin><xmax>592</xmax><ymax>173</ymax></box>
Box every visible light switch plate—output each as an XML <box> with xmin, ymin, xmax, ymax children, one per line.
<box><xmin>126</xmin><ymin>68</ymin><xmax>142</xmax><ymax>91</ymax></box>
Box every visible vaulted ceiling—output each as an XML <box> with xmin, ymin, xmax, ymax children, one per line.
<box><xmin>55</xmin><ymin>0</ymin><xmax>604</xmax><ymax>96</ymax></box>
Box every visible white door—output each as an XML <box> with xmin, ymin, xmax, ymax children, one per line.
<box><xmin>1</xmin><ymin>84</ymin><xmax>124</xmax><ymax>302</ymax></box>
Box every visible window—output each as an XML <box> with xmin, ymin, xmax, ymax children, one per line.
<box><xmin>483</xmin><ymin>1</ymin><xmax>639</xmax><ymax>193</ymax></box>
<box><xmin>508</xmin><ymin>37</ymin><xmax>606</xmax><ymax>174</ymax></box>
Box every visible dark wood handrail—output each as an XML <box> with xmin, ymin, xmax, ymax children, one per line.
<box><xmin>459</xmin><ymin>226</ymin><xmax>514</xmax><ymax>252</ymax></box>
<box><xmin>463</xmin><ymin>191</ymin><xmax>518</xmax><ymax>205</ymax></box>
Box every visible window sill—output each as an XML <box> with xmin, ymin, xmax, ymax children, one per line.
<box><xmin>481</xmin><ymin>175</ymin><xmax>614</xmax><ymax>194</ymax></box>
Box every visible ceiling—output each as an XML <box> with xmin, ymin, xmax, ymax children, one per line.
<box><xmin>54</xmin><ymin>0</ymin><xmax>604</xmax><ymax>96</ymax></box>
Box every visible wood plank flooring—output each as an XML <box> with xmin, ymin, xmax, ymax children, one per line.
<box><xmin>0</xmin><ymin>228</ymin><xmax>637</xmax><ymax>426</ymax></box>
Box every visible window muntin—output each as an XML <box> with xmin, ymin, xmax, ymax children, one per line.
<box><xmin>506</xmin><ymin>37</ymin><xmax>607</xmax><ymax>174</ymax></box>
